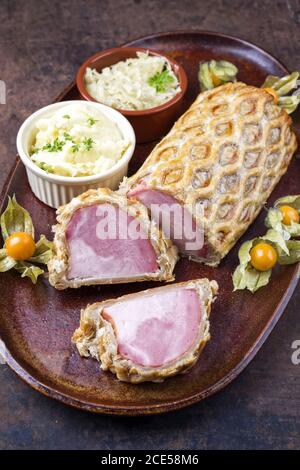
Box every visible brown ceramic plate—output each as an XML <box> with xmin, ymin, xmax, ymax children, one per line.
<box><xmin>1</xmin><ymin>31</ymin><xmax>299</xmax><ymax>415</ymax></box>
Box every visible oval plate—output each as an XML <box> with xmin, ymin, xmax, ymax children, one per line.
<box><xmin>1</xmin><ymin>31</ymin><xmax>299</xmax><ymax>415</ymax></box>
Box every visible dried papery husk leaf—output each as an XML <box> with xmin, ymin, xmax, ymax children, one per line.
<box><xmin>265</xmin><ymin>208</ymin><xmax>291</xmax><ymax>239</ymax></box>
<box><xmin>233</xmin><ymin>263</ymin><xmax>271</xmax><ymax>293</ymax></box>
<box><xmin>262</xmin><ymin>228</ymin><xmax>289</xmax><ymax>254</ymax></box>
<box><xmin>265</xmin><ymin>195</ymin><xmax>300</xmax><ymax>237</ymax></box>
<box><xmin>198</xmin><ymin>62</ymin><xmax>214</xmax><ymax>91</ymax></box>
<box><xmin>279</xmin><ymin>95</ymin><xmax>300</xmax><ymax>114</ymax></box>
<box><xmin>262</xmin><ymin>72</ymin><xmax>300</xmax><ymax>113</ymax></box>
<box><xmin>198</xmin><ymin>60</ymin><xmax>238</xmax><ymax>91</ymax></box>
<box><xmin>274</xmin><ymin>195</ymin><xmax>300</xmax><ymax>210</ymax></box>
<box><xmin>14</xmin><ymin>262</ymin><xmax>44</xmax><ymax>284</ymax></box>
<box><xmin>234</xmin><ymin>193</ymin><xmax>300</xmax><ymax>292</ymax></box>
<box><xmin>0</xmin><ymin>248</ymin><xmax>16</xmax><ymax>272</ymax></box>
<box><xmin>233</xmin><ymin>230</ymin><xmax>288</xmax><ymax>293</ymax></box>
<box><xmin>0</xmin><ymin>196</ymin><xmax>53</xmax><ymax>284</ymax></box>
<box><xmin>277</xmin><ymin>240</ymin><xmax>300</xmax><ymax>264</ymax></box>
<box><xmin>233</xmin><ymin>238</ymin><xmax>272</xmax><ymax>293</ymax></box>
<box><xmin>29</xmin><ymin>235</ymin><xmax>53</xmax><ymax>264</ymax></box>
<box><xmin>262</xmin><ymin>72</ymin><xmax>299</xmax><ymax>96</ymax></box>
<box><xmin>261</xmin><ymin>75</ymin><xmax>279</xmax><ymax>88</ymax></box>
<box><xmin>0</xmin><ymin>195</ymin><xmax>34</xmax><ymax>241</ymax></box>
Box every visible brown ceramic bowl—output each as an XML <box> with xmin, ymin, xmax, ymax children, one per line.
<box><xmin>76</xmin><ymin>47</ymin><xmax>188</xmax><ymax>143</ymax></box>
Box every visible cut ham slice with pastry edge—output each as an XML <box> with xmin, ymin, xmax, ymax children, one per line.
<box><xmin>48</xmin><ymin>188</ymin><xmax>178</xmax><ymax>289</ymax></box>
<box><xmin>72</xmin><ymin>279</ymin><xmax>218</xmax><ymax>383</ymax></box>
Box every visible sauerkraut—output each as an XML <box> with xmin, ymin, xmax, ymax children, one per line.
<box><xmin>84</xmin><ymin>52</ymin><xmax>181</xmax><ymax>110</ymax></box>
<box><xmin>30</xmin><ymin>104</ymin><xmax>130</xmax><ymax>177</ymax></box>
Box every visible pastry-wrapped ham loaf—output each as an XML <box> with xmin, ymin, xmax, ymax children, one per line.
<box><xmin>48</xmin><ymin>188</ymin><xmax>178</xmax><ymax>289</ymax></box>
<box><xmin>121</xmin><ymin>82</ymin><xmax>297</xmax><ymax>265</ymax></box>
<box><xmin>72</xmin><ymin>278</ymin><xmax>218</xmax><ymax>383</ymax></box>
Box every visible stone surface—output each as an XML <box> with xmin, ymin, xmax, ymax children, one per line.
<box><xmin>0</xmin><ymin>0</ymin><xmax>300</xmax><ymax>450</ymax></box>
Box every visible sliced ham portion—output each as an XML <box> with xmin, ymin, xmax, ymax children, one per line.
<box><xmin>66</xmin><ymin>204</ymin><xmax>158</xmax><ymax>280</ymax></box>
<box><xmin>72</xmin><ymin>279</ymin><xmax>218</xmax><ymax>383</ymax></box>
<box><xmin>103</xmin><ymin>287</ymin><xmax>200</xmax><ymax>367</ymax></box>
<box><xmin>48</xmin><ymin>189</ymin><xmax>178</xmax><ymax>289</ymax></box>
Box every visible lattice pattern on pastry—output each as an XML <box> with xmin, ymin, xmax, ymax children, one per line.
<box><xmin>126</xmin><ymin>82</ymin><xmax>297</xmax><ymax>261</ymax></box>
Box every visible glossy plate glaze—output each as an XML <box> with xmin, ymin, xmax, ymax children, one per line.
<box><xmin>0</xmin><ymin>31</ymin><xmax>299</xmax><ymax>415</ymax></box>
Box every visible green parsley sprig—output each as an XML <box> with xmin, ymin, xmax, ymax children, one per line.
<box><xmin>148</xmin><ymin>70</ymin><xmax>175</xmax><ymax>93</ymax></box>
<box><xmin>42</xmin><ymin>138</ymin><xmax>65</xmax><ymax>153</ymax></box>
<box><xmin>87</xmin><ymin>117</ymin><xmax>98</xmax><ymax>126</ymax></box>
<box><xmin>82</xmin><ymin>137</ymin><xmax>94</xmax><ymax>151</ymax></box>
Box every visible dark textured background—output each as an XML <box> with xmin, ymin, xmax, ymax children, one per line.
<box><xmin>0</xmin><ymin>0</ymin><xmax>300</xmax><ymax>450</ymax></box>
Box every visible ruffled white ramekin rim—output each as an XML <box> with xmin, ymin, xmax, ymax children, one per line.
<box><xmin>16</xmin><ymin>100</ymin><xmax>136</xmax><ymax>208</ymax></box>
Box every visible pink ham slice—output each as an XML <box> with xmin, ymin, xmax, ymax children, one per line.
<box><xmin>72</xmin><ymin>278</ymin><xmax>217</xmax><ymax>382</ymax></box>
<box><xmin>66</xmin><ymin>204</ymin><xmax>158</xmax><ymax>280</ymax></box>
<box><xmin>128</xmin><ymin>186</ymin><xmax>205</xmax><ymax>258</ymax></box>
<box><xmin>102</xmin><ymin>286</ymin><xmax>201</xmax><ymax>367</ymax></box>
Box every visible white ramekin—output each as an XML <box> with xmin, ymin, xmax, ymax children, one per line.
<box><xmin>16</xmin><ymin>100</ymin><xmax>136</xmax><ymax>208</ymax></box>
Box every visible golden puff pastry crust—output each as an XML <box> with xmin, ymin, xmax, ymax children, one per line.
<box><xmin>122</xmin><ymin>82</ymin><xmax>297</xmax><ymax>265</ymax></box>
<box><xmin>72</xmin><ymin>278</ymin><xmax>218</xmax><ymax>383</ymax></box>
<box><xmin>48</xmin><ymin>188</ymin><xmax>178</xmax><ymax>289</ymax></box>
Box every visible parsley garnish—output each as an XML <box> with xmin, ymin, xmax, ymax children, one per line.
<box><xmin>63</xmin><ymin>114</ymin><xmax>70</xmax><ymax>119</ymax></box>
<box><xmin>42</xmin><ymin>138</ymin><xmax>65</xmax><ymax>152</ymax></box>
<box><xmin>87</xmin><ymin>117</ymin><xmax>98</xmax><ymax>126</ymax></box>
<box><xmin>148</xmin><ymin>70</ymin><xmax>175</xmax><ymax>93</ymax></box>
<box><xmin>31</xmin><ymin>146</ymin><xmax>40</xmax><ymax>155</ymax></box>
<box><xmin>39</xmin><ymin>134</ymin><xmax>94</xmax><ymax>155</ymax></box>
<box><xmin>38</xmin><ymin>162</ymin><xmax>54</xmax><ymax>173</ymax></box>
<box><xmin>71</xmin><ymin>143</ymin><xmax>80</xmax><ymax>153</ymax></box>
<box><xmin>63</xmin><ymin>132</ymin><xmax>73</xmax><ymax>141</ymax></box>
<box><xmin>82</xmin><ymin>137</ymin><xmax>94</xmax><ymax>151</ymax></box>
